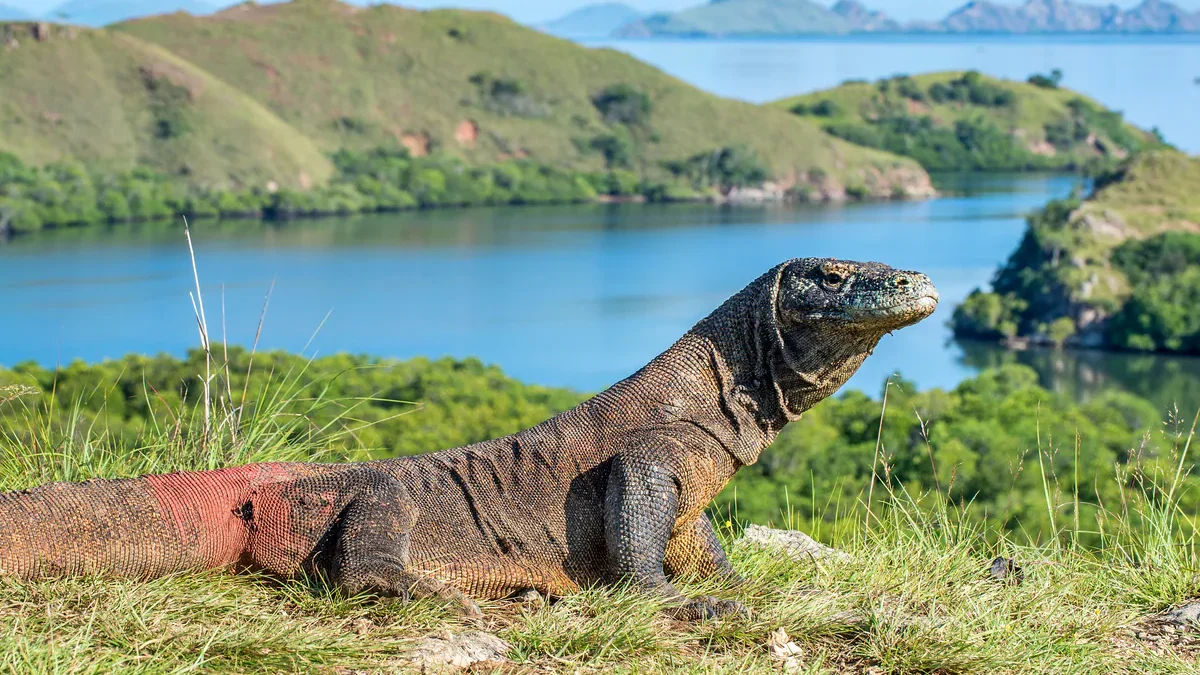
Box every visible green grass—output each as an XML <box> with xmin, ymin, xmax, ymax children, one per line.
<box><xmin>0</xmin><ymin>23</ymin><xmax>332</xmax><ymax>189</ymax></box>
<box><xmin>1084</xmin><ymin>150</ymin><xmax>1200</xmax><ymax>233</ymax></box>
<box><xmin>0</xmin><ymin>0</ymin><xmax>929</xmax><ymax>197</ymax></box>
<box><xmin>2</xmin><ymin>363</ymin><xmax>1199</xmax><ymax>673</ymax></box>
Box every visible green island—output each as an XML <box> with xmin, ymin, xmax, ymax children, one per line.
<box><xmin>953</xmin><ymin>150</ymin><xmax>1200</xmax><ymax>355</ymax></box>
<box><xmin>775</xmin><ymin>71</ymin><xmax>1161</xmax><ymax>173</ymax></box>
<box><xmin>1</xmin><ymin>350</ymin><xmax>1198</xmax><ymax>671</ymax></box>
<box><xmin>0</xmin><ymin>0</ymin><xmax>934</xmax><ymax>235</ymax></box>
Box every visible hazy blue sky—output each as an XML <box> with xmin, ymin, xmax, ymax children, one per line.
<box><xmin>9</xmin><ymin>0</ymin><xmax>1200</xmax><ymax>25</ymax></box>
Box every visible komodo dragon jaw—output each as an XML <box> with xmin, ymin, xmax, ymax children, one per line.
<box><xmin>0</xmin><ymin>258</ymin><xmax>937</xmax><ymax>625</ymax></box>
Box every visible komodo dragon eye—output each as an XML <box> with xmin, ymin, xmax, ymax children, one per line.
<box><xmin>822</xmin><ymin>271</ymin><xmax>846</xmax><ymax>288</ymax></box>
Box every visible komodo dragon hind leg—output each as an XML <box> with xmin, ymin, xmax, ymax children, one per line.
<box><xmin>245</xmin><ymin>467</ymin><xmax>481</xmax><ymax>618</ymax></box>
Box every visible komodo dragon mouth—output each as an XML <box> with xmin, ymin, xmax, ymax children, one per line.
<box><xmin>772</xmin><ymin>258</ymin><xmax>939</xmax><ymax>328</ymax></box>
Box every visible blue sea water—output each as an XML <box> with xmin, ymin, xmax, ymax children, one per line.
<box><xmin>3</xmin><ymin>36</ymin><xmax>1199</xmax><ymax>405</ymax></box>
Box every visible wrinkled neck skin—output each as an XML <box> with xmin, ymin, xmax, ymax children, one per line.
<box><xmin>653</xmin><ymin>267</ymin><xmax>886</xmax><ymax>467</ymax></box>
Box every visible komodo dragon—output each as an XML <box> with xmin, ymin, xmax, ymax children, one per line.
<box><xmin>0</xmin><ymin>258</ymin><xmax>937</xmax><ymax>619</ymax></box>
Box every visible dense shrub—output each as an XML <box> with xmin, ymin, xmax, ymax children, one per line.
<box><xmin>468</xmin><ymin>72</ymin><xmax>550</xmax><ymax>118</ymax></box>
<box><xmin>0</xmin><ymin>149</ymin><xmax>615</xmax><ymax>234</ymax></box>
<box><xmin>790</xmin><ymin>99</ymin><xmax>843</xmax><ymax>117</ymax></box>
<box><xmin>1027</xmin><ymin>69</ymin><xmax>1064</xmax><ymax>89</ymax></box>
<box><xmin>662</xmin><ymin>145</ymin><xmax>770</xmax><ymax>192</ymax></box>
<box><xmin>823</xmin><ymin>114</ymin><xmax>1047</xmax><ymax>172</ymax></box>
<box><xmin>926</xmin><ymin>71</ymin><xmax>1015</xmax><ymax>107</ymax></box>
<box><xmin>591</xmin><ymin>84</ymin><xmax>653</xmax><ymax>127</ymax></box>
<box><xmin>1107</xmin><ymin>232</ymin><xmax>1200</xmax><ymax>352</ymax></box>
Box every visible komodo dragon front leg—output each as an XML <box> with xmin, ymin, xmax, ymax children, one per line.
<box><xmin>605</xmin><ymin>448</ymin><xmax>747</xmax><ymax>620</ymax></box>
<box><xmin>663</xmin><ymin>513</ymin><xmax>743</xmax><ymax>584</ymax></box>
<box><xmin>245</xmin><ymin>466</ymin><xmax>480</xmax><ymax>617</ymax></box>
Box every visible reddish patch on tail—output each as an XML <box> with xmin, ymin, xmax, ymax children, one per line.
<box><xmin>144</xmin><ymin>463</ymin><xmax>302</xmax><ymax>570</ymax></box>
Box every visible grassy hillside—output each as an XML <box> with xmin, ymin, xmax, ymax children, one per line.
<box><xmin>953</xmin><ymin>150</ymin><xmax>1200</xmax><ymax>352</ymax></box>
<box><xmin>775</xmin><ymin>71</ymin><xmax>1159</xmax><ymax>172</ymax></box>
<box><xmin>109</xmin><ymin>0</ymin><xmax>930</xmax><ymax>197</ymax></box>
<box><xmin>0</xmin><ymin>21</ymin><xmax>332</xmax><ymax>189</ymax></box>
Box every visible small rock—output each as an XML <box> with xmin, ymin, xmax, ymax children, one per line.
<box><xmin>988</xmin><ymin>557</ymin><xmax>1024</xmax><ymax>585</ymax></box>
<box><xmin>408</xmin><ymin>630</ymin><xmax>510</xmax><ymax>674</ymax></box>
<box><xmin>1166</xmin><ymin>601</ymin><xmax>1200</xmax><ymax>625</ymax></box>
<box><xmin>739</xmin><ymin>525</ymin><xmax>849</xmax><ymax>562</ymax></box>
<box><xmin>767</xmin><ymin>628</ymin><xmax>804</xmax><ymax>672</ymax></box>
<box><xmin>511</xmin><ymin>588</ymin><xmax>545</xmax><ymax>606</ymax></box>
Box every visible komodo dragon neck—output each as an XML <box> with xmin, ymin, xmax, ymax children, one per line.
<box><xmin>601</xmin><ymin>263</ymin><xmax>888</xmax><ymax>468</ymax></box>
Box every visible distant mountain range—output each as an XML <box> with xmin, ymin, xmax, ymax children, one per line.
<box><xmin>936</xmin><ymin>0</ymin><xmax>1200</xmax><ymax>33</ymax></box>
<box><xmin>601</xmin><ymin>0</ymin><xmax>1200</xmax><ymax>37</ymax></box>
<box><xmin>538</xmin><ymin>2</ymin><xmax>644</xmax><ymax>38</ymax></box>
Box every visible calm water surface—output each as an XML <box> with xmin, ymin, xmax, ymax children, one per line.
<box><xmin>589</xmin><ymin>35</ymin><xmax>1200</xmax><ymax>154</ymax></box>
<box><xmin>4</xmin><ymin>173</ymin><xmax>1197</xmax><ymax>407</ymax></box>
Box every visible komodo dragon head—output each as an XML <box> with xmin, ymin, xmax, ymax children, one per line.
<box><xmin>695</xmin><ymin>258</ymin><xmax>938</xmax><ymax>442</ymax></box>
<box><xmin>764</xmin><ymin>257</ymin><xmax>938</xmax><ymax>418</ymax></box>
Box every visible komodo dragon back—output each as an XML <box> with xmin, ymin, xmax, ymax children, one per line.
<box><xmin>0</xmin><ymin>258</ymin><xmax>938</xmax><ymax>620</ymax></box>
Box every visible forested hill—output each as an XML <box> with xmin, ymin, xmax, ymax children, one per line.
<box><xmin>775</xmin><ymin>71</ymin><xmax>1160</xmax><ymax>172</ymax></box>
<box><xmin>0</xmin><ymin>0</ymin><xmax>930</xmax><ymax>199</ymax></box>
<box><xmin>953</xmin><ymin>150</ymin><xmax>1200</xmax><ymax>354</ymax></box>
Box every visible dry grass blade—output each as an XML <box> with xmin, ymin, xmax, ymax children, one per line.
<box><xmin>0</xmin><ymin>385</ymin><xmax>38</xmax><ymax>408</ymax></box>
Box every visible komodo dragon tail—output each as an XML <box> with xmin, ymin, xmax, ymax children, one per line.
<box><xmin>0</xmin><ymin>463</ymin><xmax>313</xmax><ymax>579</ymax></box>
<box><xmin>0</xmin><ymin>461</ymin><xmax>478</xmax><ymax>614</ymax></box>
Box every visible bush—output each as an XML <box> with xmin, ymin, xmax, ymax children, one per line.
<box><xmin>826</xmin><ymin>112</ymin><xmax>1040</xmax><ymax>172</ymax></box>
<box><xmin>664</xmin><ymin>145</ymin><xmax>769</xmax><ymax>193</ymax></box>
<box><xmin>1044</xmin><ymin>117</ymin><xmax>1090</xmax><ymax>149</ymax></box>
<box><xmin>590</xmin><ymin>132</ymin><xmax>635</xmax><ymax>169</ymax></box>
<box><xmin>468</xmin><ymin>72</ymin><xmax>550</xmax><ymax>118</ymax></box>
<box><xmin>591</xmin><ymin>84</ymin><xmax>652</xmax><ymax>127</ymax></box>
<box><xmin>0</xmin><ymin>198</ymin><xmax>43</xmax><ymax>233</ymax></box>
<box><xmin>926</xmin><ymin>72</ymin><xmax>1013</xmax><ymax>107</ymax></box>
<box><xmin>792</xmin><ymin>99</ymin><xmax>843</xmax><ymax>117</ymax></box>
<box><xmin>0</xmin><ymin>144</ymin><xmax>716</xmax><ymax>233</ymax></box>
<box><xmin>1106</xmin><ymin>232</ymin><xmax>1200</xmax><ymax>353</ymax></box>
<box><xmin>1047</xmin><ymin>316</ymin><xmax>1076</xmax><ymax>346</ymax></box>
<box><xmin>1027</xmin><ymin>68</ymin><xmax>1063</xmax><ymax>89</ymax></box>
<box><xmin>951</xmin><ymin>290</ymin><xmax>1026</xmax><ymax>339</ymax></box>
<box><xmin>892</xmin><ymin>75</ymin><xmax>926</xmax><ymax>101</ymax></box>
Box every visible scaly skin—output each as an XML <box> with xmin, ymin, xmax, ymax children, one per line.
<box><xmin>0</xmin><ymin>258</ymin><xmax>938</xmax><ymax>619</ymax></box>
